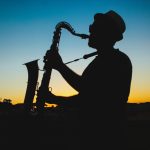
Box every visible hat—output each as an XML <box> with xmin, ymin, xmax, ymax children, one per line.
<box><xmin>105</xmin><ymin>10</ymin><xmax>126</xmax><ymax>34</ymax></box>
<box><xmin>94</xmin><ymin>10</ymin><xmax>126</xmax><ymax>41</ymax></box>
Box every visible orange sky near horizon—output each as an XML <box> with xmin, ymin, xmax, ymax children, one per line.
<box><xmin>1</xmin><ymin>69</ymin><xmax>149</xmax><ymax>105</ymax></box>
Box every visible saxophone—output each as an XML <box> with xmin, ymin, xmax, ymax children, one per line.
<box><xmin>23</xmin><ymin>59</ymin><xmax>39</xmax><ymax>113</ymax></box>
<box><xmin>23</xmin><ymin>21</ymin><xmax>89</xmax><ymax>114</ymax></box>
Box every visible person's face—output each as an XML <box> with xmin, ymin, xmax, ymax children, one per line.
<box><xmin>88</xmin><ymin>21</ymin><xmax>106</xmax><ymax>49</ymax></box>
<box><xmin>88</xmin><ymin>20</ymin><xmax>114</xmax><ymax>50</ymax></box>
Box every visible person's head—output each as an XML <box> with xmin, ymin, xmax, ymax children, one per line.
<box><xmin>88</xmin><ymin>10</ymin><xmax>126</xmax><ymax>50</ymax></box>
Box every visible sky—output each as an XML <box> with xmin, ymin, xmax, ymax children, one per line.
<box><xmin>0</xmin><ymin>0</ymin><xmax>150</xmax><ymax>104</ymax></box>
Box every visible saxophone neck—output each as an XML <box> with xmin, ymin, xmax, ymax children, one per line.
<box><xmin>55</xmin><ymin>21</ymin><xmax>89</xmax><ymax>39</ymax></box>
<box><xmin>72</xmin><ymin>33</ymin><xmax>89</xmax><ymax>39</ymax></box>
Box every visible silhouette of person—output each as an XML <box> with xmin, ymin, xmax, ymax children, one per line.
<box><xmin>44</xmin><ymin>10</ymin><xmax>132</xmax><ymax>150</ymax></box>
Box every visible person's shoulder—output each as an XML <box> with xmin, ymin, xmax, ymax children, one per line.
<box><xmin>115</xmin><ymin>49</ymin><xmax>131</xmax><ymax>62</ymax></box>
<box><xmin>114</xmin><ymin>49</ymin><xmax>132</xmax><ymax>69</ymax></box>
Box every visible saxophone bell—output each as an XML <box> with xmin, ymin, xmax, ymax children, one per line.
<box><xmin>23</xmin><ymin>59</ymin><xmax>39</xmax><ymax>113</ymax></box>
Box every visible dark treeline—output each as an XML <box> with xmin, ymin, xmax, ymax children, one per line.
<box><xmin>1</xmin><ymin>101</ymin><xmax>150</xmax><ymax>116</ymax></box>
<box><xmin>0</xmin><ymin>101</ymin><xmax>150</xmax><ymax>149</ymax></box>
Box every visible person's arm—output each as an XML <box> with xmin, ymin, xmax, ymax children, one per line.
<box><xmin>46</xmin><ymin>49</ymin><xmax>82</xmax><ymax>91</ymax></box>
<box><xmin>56</xmin><ymin>63</ymin><xmax>81</xmax><ymax>91</ymax></box>
<box><xmin>45</xmin><ymin>92</ymin><xmax>79</xmax><ymax>107</ymax></box>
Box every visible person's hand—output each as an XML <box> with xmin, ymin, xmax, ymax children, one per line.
<box><xmin>44</xmin><ymin>49</ymin><xmax>64</xmax><ymax>70</ymax></box>
<box><xmin>43</xmin><ymin>90</ymin><xmax>58</xmax><ymax>104</ymax></box>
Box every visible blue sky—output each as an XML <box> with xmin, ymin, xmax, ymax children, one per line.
<box><xmin>0</xmin><ymin>0</ymin><xmax>150</xmax><ymax>104</ymax></box>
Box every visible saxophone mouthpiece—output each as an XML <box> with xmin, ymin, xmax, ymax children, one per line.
<box><xmin>80</xmin><ymin>34</ymin><xmax>89</xmax><ymax>39</ymax></box>
<box><xmin>73</xmin><ymin>33</ymin><xmax>89</xmax><ymax>39</ymax></box>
